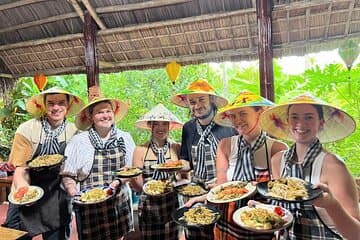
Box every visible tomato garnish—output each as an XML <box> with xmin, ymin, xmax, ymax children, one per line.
<box><xmin>14</xmin><ymin>186</ymin><xmax>28</xmax><ymax>199</ymax></box>
<box><xmin>106</xmin><ymin>188</ymin><xmax>113</xmax><ymax>196</ymax></box>
<box><xmin>274</xmin><ymin>206</ymin><xmax>285</xmax><ymax>216</ymax></box>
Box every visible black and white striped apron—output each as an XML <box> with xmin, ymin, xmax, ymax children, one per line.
<box><xmin>138</xmin><ymin>142</ymin><xmax>180</xmax><ymax>240</ymax></box>
<box><xmin>74</xmin><ymin>142</ymin><xmax>133</xmax><ymax>240</ymax></box>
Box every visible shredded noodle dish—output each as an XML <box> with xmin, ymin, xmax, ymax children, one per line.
<box><xmin>144</xmin><ymin>180</ymin><xmax>172</xmax><ymax>195</ymax></box>
<box><xmin>240</xmin><ymin>207</ymin><xmax>285</xmax><ymax>230</ymax></box>
<box><xmin>28</xmin><ymin>154</ymin><xmax>63</xmax><ymax>167</ymax></box>
<box><xmin>268</xmin><ymin>178</ymin><xmax>308</xmax><ymax>200</ymax></box>
<box><xmin>178</xmin><ymin>184</ymin><xmax>207</xmax><ymax>196</ymax></box>
<box><xmin>13</xmin><ymin>186</ymin><xmax>39</xmax><ymax>203</ymax></box>
<box><xmin>215</xmin><ymin>182</ymin><xmax>249</xmax><ymax>200</ymax></box>
<box><xmin>116</xmin><ymin>167</ymin><xmax>142</xmax><ymax>176</ymax></box>
<box><xmin>180</xmin><ymin>206</ymin><xmax>217</xmax><ymax>225</ymax></box>
<box><xmin>79</xmin><ymin>188</ymin><xmax>107</xmax><ymax>202</ymax></box>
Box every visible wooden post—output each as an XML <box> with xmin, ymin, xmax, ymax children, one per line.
<box><xmin>84</xmin><ymin>12</ymin><xmax>100</xmax><ymax>101</ymax></box>
<box><xmin>256</xmin><ymin>0</ymin><xmax>274</xmax><ymax>101</ymax></box>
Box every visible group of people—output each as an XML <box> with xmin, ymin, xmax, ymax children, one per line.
<box><xmin>2</xmin><ymin>79</ymin><xmax>359</xmax><ymax>240</ymax></box>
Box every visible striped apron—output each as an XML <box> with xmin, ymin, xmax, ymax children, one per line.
<box><xmin>74</xmin><ymin>146</ymin><xmax>133</xmax><ymax>240</ymax></box>
<box><xmin>138</xmin><ymin>143</ymin><xmax>180</xmax><ymax>240</ymax></box>
<box><xmin>214</xmin><ymin>136</ymin><xmax>274</xmax><ymax>240</ymax></box>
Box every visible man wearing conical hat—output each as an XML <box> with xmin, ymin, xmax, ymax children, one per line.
<box><xmin>61</xmin><ymin>97</ymin><xmax>136</xmax><ymax>240</ymax></box>
<box><xmin>171</xmin><ymin>79</ymin><xmax>236</xmax><ymax>239</ymax></box>
<box><xmin>4</xmin><ymin>87</ymin><xmax>85</xmax><ymax>239</ymax></box>
<box><xmin>131</xmin><ymin>103</ymin><xmax>183</xmax><ymax>239</ymax></box>
<box><xmin>260</xmin><ymin>94</ymin><xmax>359</xmax><ymax>240</ymax></box>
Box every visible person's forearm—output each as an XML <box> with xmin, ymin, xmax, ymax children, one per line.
<box><xmin>62</xmin><ymin>176</ymin><xmax>77</xmax><ymax>197</ymax></box>
<box><xmin>13</xmin><ymin>167</ymin><xmax>30</xmax><ymax>189</ymax></box>
<box><xmin>325</xmin><ymin>200</ymin><xmax>360</xmax><ymax>240</ymax></box>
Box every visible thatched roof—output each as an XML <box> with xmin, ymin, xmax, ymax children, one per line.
<box><xmin>0</xmin><ymin>0</ymin><xmax>359</xmax><ymax>80</ymax></box>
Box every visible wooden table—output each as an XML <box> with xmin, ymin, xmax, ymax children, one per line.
<box><xmin>0</xmin><ymin>226</ymin><xmax>27</xmax><ymax>240</ymax></box>
<box><xmin>0</xmin><ymin>175</ymin><xmax>13</xmax><ymax>203</ymax></box>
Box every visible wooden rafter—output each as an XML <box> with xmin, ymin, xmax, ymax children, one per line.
<box><xmin>96</xmin><ymin>0</ymin><xmax>192</xmax><ymax>14</ymax></box>
<box><xmin>0</xmin><ymin>12</ymin><xmax>79</xmax><ymax>34</ymax></box>
<box><xmin>0</xmin><ymin>0</ymin><xmax>47</xmax><ymax>11</ymax></box>
<box><xmin>69</xmin><ymin>0</ymin><xmax>85</xmax><ymax>22</ymax></box>
<box><xmin>81</xmin><ymin>0</ymin><xmax>106</xmax><ymax>30</ymax></box>
<box><xmin>344</xmin><ymin>0</ymin><xmax>355</xmax><ymax>36</ymax></box>
<box><xmin>324</xmin><ymin>2</ymin><xmax>333</xmax><ymax>39</ymax></box>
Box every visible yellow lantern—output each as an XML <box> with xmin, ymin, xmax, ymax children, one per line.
<box><xmin>33</xmin><ymin>73</ymin><xmax>48</xmax><ymax>91</ymax></box>
<box><xmin>166</xmin><ymin>61</ymin><xmax>181</xmax><ymax>84</ymax></box>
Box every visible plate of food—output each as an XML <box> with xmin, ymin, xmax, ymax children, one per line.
<box><xmin>233</xmin><ymin>204</ymin><xmax>293</xmax><ymax>233</ymax></box>
<box><xmin>174</xmin><ymin>182</ymin><xmax>209</xmax><ymax>197</ymax></box>
<box><xmin>27</xmin><ymin>154</ymin><xmax>65</xmax><ymax>171</ymax></box>
<box><xmin>114</xmin><ymin>167</ymin><xmax>143</xmax><ymax>178</ymax></box>
<box><xmin>172</xmin><ymin>203</ymin><xmax>221</xmax><ymax>228</ymax></box>
<box><xmin>8</xmin><ymin>185</ymin><xmax>44</xmax><ymax>205</ymax></box>
<box><xmin>143</xmin><ymin>180</ymin><xmax>173</xmax><ymax>197</ymax></box>
<box><xmin>73</xmin><ymin>186</ymin><xmax>115</xmax><ymax>205</ymax></box>
<box><xmin>256</xmin><ymin>177</ymin><xmax>323</xmax><ymax>202</ymax></box>
<box><xmin>150</xmin><ymin>160</ymin><xmax>184</xmax><ymax>172</ymax></box>
<box><xmin>206</xmin><ymin>181</ymin><xmax>256</xmax><ymax>203</ymax></box>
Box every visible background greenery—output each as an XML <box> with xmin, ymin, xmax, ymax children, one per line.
<box><xmin>0</xmin><ymin>61</ymin><xmax>359</xmax><ymax>176</ymax></box>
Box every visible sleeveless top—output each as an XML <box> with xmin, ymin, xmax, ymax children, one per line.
<box><xmin>279</xmin><ymin>151</ymin><xmax>341</xmax><ymax>239</ymax></box>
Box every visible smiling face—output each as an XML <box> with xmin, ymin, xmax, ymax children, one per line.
<box><xmin>287</xmin><ymin>104</ymin><xmax>324</xmax><ymax>144</ymax></box>
<box><xmin>227</xmin><ymin>106</ymin><xmax>262</xmax><ymax>136</ymax></box>
<box><xmin>90</xmin><ymin>101</ymin><xmax>114</xmax><ymax>131</ymax></box>
<box><xmin>187</xmin><ymin>93</ymin><xmax>214</xmax><ymax>120</ymax></box>
<box><xmin>44</xmin><ymin>93</ymin><xmax>70</xmax><ymax>127</ymax></box>
<box><xmin>150</xmin><ymin>121</ymin><xmax>170</xmax><ymax>141</ymax></box>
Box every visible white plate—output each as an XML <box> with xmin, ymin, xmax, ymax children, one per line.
<box><xmin>232</xmin><ymin>204</ymin><xmax>293</xmax><ymax>233</ymax></box>
<box><xmin>206</xmin><ymin>181</ymin><xmax>256</xmax><ymax>203</ymax></box>
<box><xmin>73</xmin><ymin>186</ymin><xmax>115</xmax><ymax>205</ymax></box>
<box><xmin>150</xmin><ymin>163</ymin><xmax>184</xmax><ymax>171</ymax></box>
<box><xmin>8</xmin><ymin>185</ymin><xmax>44</xmax><ymax>205</ymax></box>
<box><xmin>143</xmin><ymin>180</ymin><xmax>173</xmax><ymax>197</ymax></box>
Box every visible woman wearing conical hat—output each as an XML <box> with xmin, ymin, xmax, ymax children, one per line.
<box><xmin>61</xmin><ymin>97</ymin><xmax>136</xmax><ymax>240</ymax></box>
<box><xmin>260</xmin><ymin>94</ymin><xmax>359</xmax><ymax>240</ymax></box>
<box><xmin>186</xmin><ymin>91</ymin><xmax>288</xmax><ymax>239</ymax></box>
<box><xmin>130</xmin><ymin>103</ymin><xmax>183</xmax><ymax>240</ymax></box>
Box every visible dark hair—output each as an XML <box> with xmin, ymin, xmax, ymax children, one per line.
<box><xmin>287</xmin><ymin>104</ymin><xmax>324</xmax><ymax>119</ymax></box>
<box><xmin>44</xmin><ymin>93</ymin><xmax>70</xmax><ymax>103</ymax></box>
<box><xmin>88</xmin><ymin>100</ymin><xmax>112</xmax><ymax>114</ymax></box>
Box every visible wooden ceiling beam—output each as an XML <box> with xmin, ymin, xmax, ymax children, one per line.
<box><xmin>69</xmin><ymin>0</ymin><xmax>85</xmax><ymax>22</ymax></box>
<box><xmin>81</xmin><ymin>0</ymin><xmax>106</xmax><ymax>30</ymax></box>
<box><xmin>344</xmin><ymin>0</ymin><xmax>355</xmax><ymax>36</ymax></box>
<box><xmin>0</xmin><ymin>0</ymin><xmax>46</xmax><ymax>11</ymax></box>
<box><xmin>0</xmin><ymin>12</ymin><xmax>79</xmax><ymax>34</ymax></box>
<box><xmin>96</xmin><ymin>0</ymin><xmax>191</xmax><ymax>14</ymax></box>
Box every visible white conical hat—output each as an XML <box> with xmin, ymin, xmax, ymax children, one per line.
<box><xmin>135</xmin><ymin>103</ymin><xmax>183</xmax><ymax>130</ymax></box>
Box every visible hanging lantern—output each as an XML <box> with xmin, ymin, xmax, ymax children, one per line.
<box><xmin>338</xmin><ymin>39</ymin><xmax>360</xmax><ymax>71</ymax></box>
<box><xmin>166</xmin><ymin>61</ymin><xmax>181</xmax><ymax>84</ymax></box>
<box><xmin>33</xmin><ymin>74</ymin><xmax>48</xmax><ymax>91</ymax></box>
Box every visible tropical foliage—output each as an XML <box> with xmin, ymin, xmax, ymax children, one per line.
<box><xmin>0</xmin><ymin>61</ymin><xmax>359</xmax><ymax>175</ymax></box>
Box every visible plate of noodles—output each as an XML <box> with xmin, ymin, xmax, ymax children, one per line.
<box><xmin>8</xmin><ymin>185</ymin><xmax>44</xmax><ymax>205</ymax></box>
<box><xmin>206</xmin><ymin>181</ymin><xmax>256</xmax><ymax>203</ymax></box>
<box><xmin>150</xmin><ymin>160</ymin><xmax>184</xmax><ymax>172</ymax></box>
<box><xmin>257</xmin><ymin>177</ymin><xmax>323</xmax><ymax>202</ymax></box>
<box><xmin>233</xmin><ymin>204</ymin><xmax>293</xmax><ymax>233</ymax></box>
<box><xmin>174</xmin><ymin>182</ymin><xmax>209</xmax><ymax>197</ymax></box>
<box><xmin>27</xmin><ymin>154</ymin><xmax>65</xmax><ymax>171</ymax></box>
<box><xmin>143</xmin><ymin>180</ymin><xmax>173</xmax><ymax>197</ymax></box>
<box><xmin>73</xmin><ymin>186</ymin><xmax>115</xmax><ymax>205</ymax></box>
<box><xmin>114</xmin><ymin>167</ymin><xmax>143</xmax><ymax>178</ymax></box>
<box><xmin>172</xmin><ymin>203</ymin><xmax>221</xmax><ymax>228</ymax></box>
